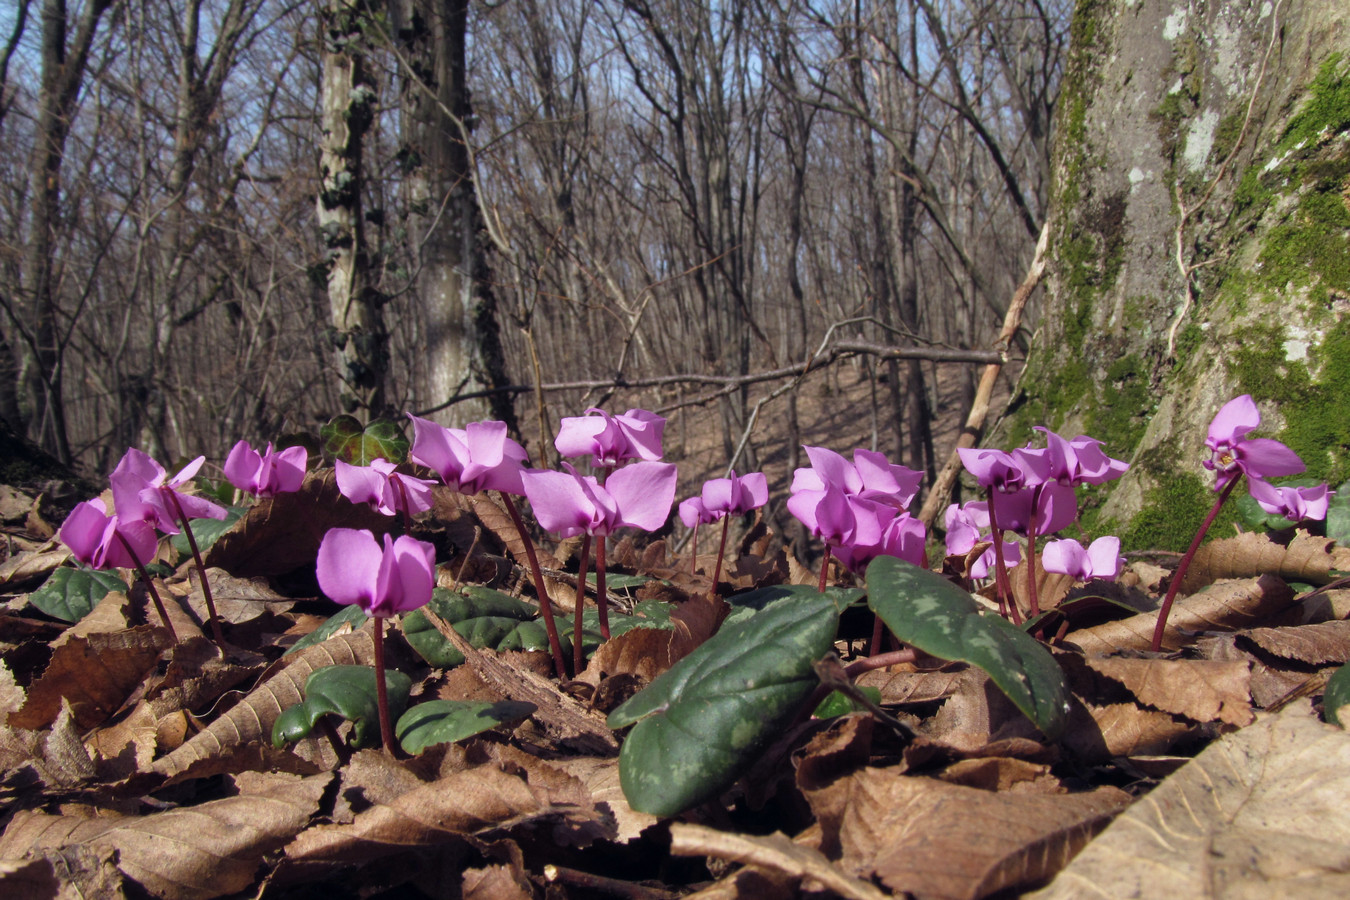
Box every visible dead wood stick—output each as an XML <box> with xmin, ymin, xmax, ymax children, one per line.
<box><xmin>918</xmin><ymin>223</ymin><xmax>1049</xmax><ymax>528</ymax></box>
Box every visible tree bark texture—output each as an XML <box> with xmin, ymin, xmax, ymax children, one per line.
<box><xmin>996</xmin><ymin>0</ymin><xmax>1350</xmax><ymax>550</ymax></box>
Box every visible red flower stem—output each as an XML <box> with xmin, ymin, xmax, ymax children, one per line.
<box><xmin>115</xmin><ymin>532</ymin><xmax>178</xmax><ymax>644</ymax></box>
<box><xmin>1026</xmin><ymin>486</ymin><xmax>1042</xmax><ymax>618</ymax></box>
<box><xmin>595</xmin><ymin>536</ymin><xmax>610</xmax><ymax>640</ymax></box>
<box><xmin>868</xmin><ymin>613</ymin><xmax>886</xmax><ymax>657</ymax></box>
<box><xmin>712</xmin><ymin>515</ymin><xmax>730</xmax><ymax>589</ymax></box>
<box><xmin>393</xmin><ymin>476</ymin><xmax>412</xmax><ymax>534</ymax></box>
<box><xmin>573</xmin><ymin>534</ymin><xmax>592</xmax><ymax>675</ymax></box>
<box><xmin>500</xmin><ymin>493</ymin><xmax>568</xmax><ymax>680</ymax></box>
<box><xmin>817</xmin><ymin>545</ymin><xmax>832</xmax><ymax>593</ymax></box>
<box><xmin>689</xmin><ymin>522</ymin><xmax>699</xmax><ymax>576</ymax></box>
<box><xmin>844</xmin><ymin>648</ymin><xmax>919</xmax><ymax>678</ymax></box>
<box><xmin>165</xmin><ymin>490</ymin><xmax>225</xmax><ymax>645</ymax></box>
<box><xmin>1151</xmin><ymin>476</ymin><xmax>1240</xmax><ymax>652</ymax></box>
<box><xmin>986</xmin><ymin>490</ymin><xmax>1021</xmax><ymax>624</ymax></box>
<box><xmin>372</xmin><ymin>615</ymin><xmax>396</xmax><ymax>755</ymax></box>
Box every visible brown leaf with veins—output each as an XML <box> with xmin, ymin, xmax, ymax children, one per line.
<box><xmin>856</xmin><ymin>666</ymin><xmax>967</xmax><ymax>704</ymax></box>
<box><xmin>1196</xmin><ymin>633</ymin><xmax>1312</xmax><ymax>708</ymax></box>
<box><xmin>203</xmin><ymin>469</ymin><xmax>391</xmax><ymax>577</ymax></box>
<box><xmin>1083</xmin><ymin>656</ymin><xmax>1252</xmax><ymax>726</ymax></box>
<box><xmin>1181</xmin><ymin>529</ymin><xmax>1350</xmax><ymax>594</ymax></box>
<box><xmin>1238</xmin><ymin>619</ymin><xmax>1350</xmax><ymax>665</ymax></box>
<box><xmin>1066</xmin><ymin>575</ymin><xmax>1296</xmax><ymax>653</ymax></box>
<box><xmin>671</xmin><ymin>823</ymin><xmax>888</xmax><ymax>900</ymax></box>
<box><xmin>10</xmin><ymin>626</ymin><xmax>174</xmax><ymax>731</ymax></box>
<box><xmin>1031</xmin><ymin>704</ymin><xmax>1350</xmax><ymax>899</ymax></box>
<box><xmin>151</xmin><ymin>628</ymin><xmax>373</xmax><ymax>782</ymax></box>
<box><xmin>802</xmin><ymin>764</ymin><xmax>1130</xmax><ymax>900</ymax></box>
<box><xmin>462</xmin><ymin>864</ymin><xmax>535</xmax><ymax>900</ymax></box>
<box><xmin>579</xmin><ymin>593</ymin><xmax>725</xmax><ymax>685</ymax></box>
<box><xmin>1061</xmin><ymin>700</ymin><xmax>1197</xmax><ymax>763</ymax></box>
<box><xmin>0</xmin><ymin>770</ymin><xmax>328</xmax><ymax>900</ymax></box>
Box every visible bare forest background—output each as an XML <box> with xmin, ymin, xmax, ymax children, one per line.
<box><xmin>0</xmin><ymin>0</ymin><xmax>1067</xmax><ymax>508</ymax></box>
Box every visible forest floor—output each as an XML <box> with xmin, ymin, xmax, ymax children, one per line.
<box><xmin>3</xmin><ymin>359</ymin><xmax>1350</xmax><ymax>899</ymax></box>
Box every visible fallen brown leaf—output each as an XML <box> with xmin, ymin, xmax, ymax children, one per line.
<box><xmin>803</xmin><ymin>764</ymin><xmax>1130</xmax><ymax>900</ymax></box>
<box><xmin>1066</xmin><ymin>575</ymin><xmax>1296</xmax><ymax>653</ymax></box>
<box><xmin>1181</xmin><ymin>530</ymin><xmax>1350</xmax><ymax>594</ymax></box>
<box><xmin>10</xmin><ymin>626</ymin><xmax>174</xmax><ymax>731</ymax></box>
<box><xmin>1031</xmin><ymin>704</ymin><xmax>1350</xmax><ymax>899</ymax></box>
<box><xmin>1082</xmin><ymin>656</ymin><xmax>1252</xmax><ymax>726</ymax></box>
<box><xmin>1237</xmin><ymin>619</ymin><xmax>1350</xmax><ymax>665</ymax></box>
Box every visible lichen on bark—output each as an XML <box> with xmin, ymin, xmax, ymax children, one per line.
<box><xmin>995</xmin><ymin>1</ymin><xmax>1350</xmax><ymax>551</ymax></box>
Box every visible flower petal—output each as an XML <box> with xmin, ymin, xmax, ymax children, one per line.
<box><xmin>316</xmin><ymin>528</ymin><xmax>382</xmax><ymax>609</ymax></box>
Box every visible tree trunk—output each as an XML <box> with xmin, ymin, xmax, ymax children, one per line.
<box><xmin>996</xmin><ymin>0</ymin><xmax>1350</xmax><ymax>551</ymax></box>
<box><xmin>317</xmin><ymin>0</ymin><xmax>388</xmax><ymax>418</ymax></box>
<box><xmin>397</xmin><ymin>0</ymin><xmax>515</xmax><ymax>430</ymax></box>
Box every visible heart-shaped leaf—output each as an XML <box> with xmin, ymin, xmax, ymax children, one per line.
<box><xmin>171</xmin><ymin>505</ymin><xmax>247</xmax><ymax>556</ymax></box>
<box><xmin>271</xmin><ymin>664</ymin><xmax>412</xmax><ymax>749</ymax></box>
<box><xmin>608</xmin><ymin>587</ymin><xmax>840</xmax><ymax>817</ymax></box>
<box><xmin>865</xmin><ymin>556</ymin><xmax>1069</xmax><ymax>739</ymax></box>
<box><xmin>396</xmin><ymin>699</ymin><xmax>536</xmax><ymax>754</ymax></box>
<box><xmin>29</xmin><ymin>568</ymin><xmax>128</xmax><ymax>623</ymax></box>
<box><xmin>320</xmin><ymin>415</ymin><xmax>409</xmax><ymax>465</ymax></box>
<box><xmin>284</xmin><ymin>604</ymin><xmax>369</xmax><ymax>656</ymax></box>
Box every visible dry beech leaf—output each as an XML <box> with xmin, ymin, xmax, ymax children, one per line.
<box><xmin>181</xmin><ymin>569</ymin><xmax>293</xmax><ymax>625</ymax></box>
<box><xmin>1195</xmin><ymin>634</ymin><xmax>1310</xmax><ymax>710</ymax></box>
<box><xmin>151</xmin><ymin>628</ymin><xmax>373</xmax><ymax>782</ymax></box>
<box><xmin>669</xmin><ymin>823</ymin><xmax>889</xmax><ymax>900</ymax></box>
<box><xmin>281</xmin><ymin>752</ymin><xmax>607</xmax><ymax>871</ymax></box>
<box><xmin>0</xmin><ymin>546</ymin><xmax>68</xmax><ymax>588</ymax></box>
<box><xmin>1031</xmin><ymin>704</ymin><xmax>1350</xmax><ymax>899</ymax></box>
<box><xmin>10</xmin><ymin>626</ymin><xmax>174</xmax><ymax>731</ymax></box>
<box><xmin>462</xmin><ymin>863</ymin><xmax>535</xmax><ymax>900</ymax></box>
<box><xmin>1082</xmin><ymin>657</ymin><xmax>1252</xmax><ymax>726</ymax></box>
<box><xmin>803</xmin><ymin>765</ymin><xmax>1131</xmax><ymax>900</ymax></box>
<box><xmin>0</xmin><ymin>770</ymin><xmax>328</xmax><ymax>900</ymax></box>
<box><xmin>1237</xmin><ymin>620</ymin><xmax>1350</xmax><ymax>665</ymax></box>
<box><xmin>203</xmin><ymin>469</ymin><xmax>391</xmax><ymax>577</ymax></box>
<box><xmin>551</xmin><ymin>755</ymin><xmax>659</xmax><ymax>844</ymax></box>
<box><xmin>579</xmin><ymin>593</ymin><xmax>725</xmax><ymax>686</ymax></box>
<box><xmin>38</xmin><ymin>700</ymin><xmax>95</xmax><ymax>788</ymax></box>
<box><xmin>1181</xmin><ymin>531</ymin><xmax>1350</xmax><ymax>595</ymax></box>
<box><xmin>0</xmin><ymin>844</ymin><xmax>126</xmax><ymax>900</ymax></box>
<box><xmin>856</xmin><ymin>666</ymin><xmax>968</xmax><ymax>704</ymax></box>
<box><xmin>1061</xmin><ymin>700</ymin><xmax>1196</xmax><ymax>764</ymax></box>
<box><xmin>1066</xmin><ymin>575</ymin><xmax>1296</xmax><ymax>653</ymax></box>
<box><xmin>921</xmin><ymin>666</ymin><xmax>1048</xmax><ymax>755</ymax></box>
<box><xmin>937</xmin><ymin>757</ymin><xmax>1055</xmax><ymax>793</ymax></box>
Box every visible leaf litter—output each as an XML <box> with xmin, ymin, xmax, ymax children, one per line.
<box><xmin>2</xmin><ymin>476</ymin><xmax>1350</xmax><ymax>898</ymax></box>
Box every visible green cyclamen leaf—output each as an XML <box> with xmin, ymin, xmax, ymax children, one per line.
<box><xmin>812</xmin><ymin>686</ymin><xmax>882</xmax><ymax>719</ymax></box>
<box><xmin>320</xmin><ymin>415</ymin><xmax>409</xmax><ymax>465</ymax></box>
<box><xmin>171</xmin><ymin>506</ymin><xmax>246</xmax><ymax>556</ymax></box>
<box><xmin>29</xmin><ymin>568</ymin><xmax>128</xmax><ymax>623</ymax></box>
<box><xmin>283</xmin><ymin>604</ymin><xmax>368</xmax><ymax>656</ymax></box>
<box><xmin>396</xmin><ymin>699</ymin><xmax>536</xmax><ymax>754</ymax></box>
<box><xmin>865</xmin><ymin>556</ymin><xmax>1069</xmax><ymax>739</ymax></box>
<box><xmin>608</xmin><ymin>587</ymin><xmax>840</xmax><ymax>817</ymax></box>
<box><xmin>271</xmin><ymin>664</ymin><xmax>411</xmax><ymax>749</ymax></box>
<box><xmin>1325</xmin><ymin>663</ymin><xmax>1350</xmax><ymax>728</ymax></box>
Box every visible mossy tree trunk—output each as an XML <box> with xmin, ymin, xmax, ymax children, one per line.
<box><xmin>997</xmin><ymin>0</ymin><xmax>1350</xmax><ymax>550</ymax></box>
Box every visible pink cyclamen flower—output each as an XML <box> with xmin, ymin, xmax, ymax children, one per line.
<box><xmin>316</xmin><ymin>528</ymin><xmax>435</xmax><ymax>618</ymax></box>
<box><xmin>834</xmin><ymin>512</ymin><xmax>927</xmax><ymax>574</ymax></box>
<box><xmin>678</xmin><ymin>496</ymin><xmax>717</xmax><ymax>528</ymax></box>
<box><xmin>523</xmin><ymin>461</ymin><xmax>677</xmax><ymax>539</ymax></box>
<box><xmin>1035</xmin><ymin>427</ymin><xmax>1130</xmax><ymax>486</ymax></box>
<box><xmin>1203</xmin><ymin>394</ymin><xmax>1305</xmax><ymax>491</ymax></box>
<box><xmin>223</xmin><ymin>440</ymin><xmax>308</xmax><ymax>496</ymax></box>
<box><xmin>1041</xmin><ymin>536</ymin><xmax>1123</xmax><ymax>581</ymax></box>
<box><xmin>335</xmin><ymin>458</ymin><xmax>436</xmax><ymax>517</ymax></box>
<box><xmin>792</xmin><ymin>446</ymin><xmax>922</xmax><ymax>510</ymax></box>
<box><xmin>1248</xmin><ymin>478</ymin><xmax>1331</xmax><ymax>522</ymax></box>
<box><xmin>943</xmin><ymin>501</ymin><xmax>1020</xmax><ymax>579</ymax></box>
<box><xmin>60</xmin><ymin>498</ymin><xmax>159</xmax><ymax>569</ymax></box>
<box><xmin>957</xmin><ymin>446</ymin><xmax>1044</xmax><ymax>493</ymax></box>
<box><xmin>111</xmin><ymin>448</ymin><xmax>227</xmax><ymax>533</ymax></box>
<box><xmin>699</xmin><ymin>470</ymin><xmax>770</xmax><ymax>519</ymax></box>
<box><xmin>408</xmin><ymin>414</ymin><xmax>528</xmax><ymax>495</ymax></box>
<box><xmin>554</xmin><ymin>408</ymin><xmax>666</xmax><ymax>468</ymax></box>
